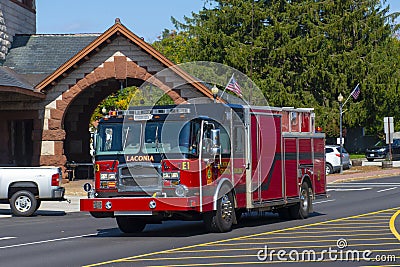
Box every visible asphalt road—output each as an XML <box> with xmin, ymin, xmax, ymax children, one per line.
<box><xmin>0</xmin><ymin>176</ymin><xmax>399</xmax><ymax>267</ymax></box>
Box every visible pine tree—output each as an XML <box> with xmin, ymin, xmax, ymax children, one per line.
<box><xmin>155</xmin><ymin>0</ymin><xmax>400</xmax><ymax>137</ymax></box>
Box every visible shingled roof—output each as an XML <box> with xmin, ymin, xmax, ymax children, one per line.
<box><xmin>0</xmin><ymin>66</ymin><xmax>33</xmax><ymax>89</ymax></box>
<box><xmin>2</xmin><ymin>33</ymin><xmax>99</xmax><ymax>77</ymax></box>
<box><xmin>0</xmin><ymin>66</ymin><xmax>45</xmax><ymax>99</ymax></box>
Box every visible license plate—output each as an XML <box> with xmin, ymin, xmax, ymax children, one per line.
<box><xmin>369</xmin><ymin>154</ymin><xmax>374</xmax><ymax>157</ymax></box>
<box><xmin>93</xmin><ymin>201</ymin><xmax>102</xmax><ymax>209</ymax></box>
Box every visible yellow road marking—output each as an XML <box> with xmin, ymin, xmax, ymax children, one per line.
<box><xmin>389</xmin><ymin>209</ymin><xmax>400</xmax><ymax>241</ymax></box>
<box><xmin>168</xmin><ymin>247</ymin><xmax>400</xmax><ymax>254</ymax></box>
<box><xmin>286</xmin><ymin>229</ymin><xmax>391</xmax><ymax>232</ymax></box>
<box><xmin>320</xmin><ymin>222</ymin><xmax>389</xmax><ymax>225</ymax></box>
<box><xmin>145</xmin><ymin>262</ymin><xmax>301</xmax><ymax>267</ymax></box>
<box><xmin>146</xmin><ymin>256</ymin><xmax>400</xmax><ymax>267</ymax></box>
<box><xmin>246</xmin><ymin>233</ymin><xmax>394</xmax><ymax>239</ymax></box>
<box><xmin>124</xmin><ymin>254</ymin><xmax>265</xmax><ymax>262</ymax></box>
<box><xmin>210</xmin><ymin>237</ymin><xmax>396</xmax><ymax>244</ymax></box>
<box><xmin>123</xmin><ymin>249</ymin><xmax>398</xmax><ymax>262</ymax></box>
<box><xmin>212</xmin><ymin>242</ymin><xmax>400</xmax><ymax>248</ymax></box>
<box><xmin>340</xmin><ymin>219</ymin><xmax>393</xmax><ymax>222</ymax></box>
<box><xmin>302</xmin><ymin>225</ymin><xmax>389</xmax><ymax>228</ymax></box>
<box><xmin>260</xmin><ymin>233</ymin><xmax>393</xmax><ymax>239</ymax></box>
<box><xmin>84</xmin><ymin>207</ymin><xmax>400</xmax><ymax>267</ymax></box>
<box><xmin>344</xmin><ymin>215</ymin><xmax>392</xmax><ymax>218</ymax></box>
<box><xmin>146</xmin><ymin>257</ymin><xmax>400</xmax><ymax>267</ymax></box>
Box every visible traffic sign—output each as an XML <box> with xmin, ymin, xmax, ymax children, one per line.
<box><xmin>384</xmin><ymin>117</ymin><xmax>394</xmax><ymax>134</ymax></box>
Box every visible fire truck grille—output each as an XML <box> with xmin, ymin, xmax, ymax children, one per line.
<box><xmin>118</xmin><ymin>164</ymin><xmax>161</xmax><ymax>193</ymax></box>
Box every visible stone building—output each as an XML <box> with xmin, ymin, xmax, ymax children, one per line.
<box><xmin>0</xmin><ymin>1</ymin><xmax>214</xmax><ymax>173</ymax></box>
<box><xmin>0</xmin><ymin>0</ymin><xmax>35</xmax><ymax>60</ymax></box>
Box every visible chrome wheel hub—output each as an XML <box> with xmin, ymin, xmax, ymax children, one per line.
<box><xmin>15</xmin><ymin>196</ymin><xmax>32</xmax><ymax>212</ymax></box>
<box><xmin>300</xmin><ymin>189</ymin><xmax>308</xmax><ymax>211</ymax></box>
<box><xmin>221</xmin><ymin>195</ymin><xmax>233</xmax><ymax>222</ymax></box>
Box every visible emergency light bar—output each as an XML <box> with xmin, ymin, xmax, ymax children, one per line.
<box><xmin>119</xmin><ymin>108</ymin><xmax>190</xmax><ymax>116</ymax></box>
<box><xmin>106</xmin><ymin>108</ymin><xmax>191</xmax><ymax>119</ymax></box>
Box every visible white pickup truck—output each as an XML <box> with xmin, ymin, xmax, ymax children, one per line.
<box><xmin>0</xmin><ymin>166</ymin><xmax>65</xmax><ymax>216</ymax></box>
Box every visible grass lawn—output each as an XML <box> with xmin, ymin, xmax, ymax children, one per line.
<box><xmin>349</xmin><ymin>154</ymin><xmax>365</xmax><ymax>159</ymax></box>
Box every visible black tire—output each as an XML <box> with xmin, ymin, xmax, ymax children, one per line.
<box><xmin>204</xmin><ymin>185</ymin><xmax>235</xmax><ymax>233</ymax></box>
<box><xmin>367</xmin><ymin>158</ymin><xmax>374</xmax><ymax>162</ymax></box>
<box><xmin>10</xmin><ymin>190</ymin><xmax>37</xmax><ymax>217</ymax></box>
<box><xmin>116</xmin><ymin>217</ymin><xmax>146</xmax><ymax>233</ymax></box>
<box><xmin>326</xmin><ymin>163</ymin><xmax>334</xmax><ymax>175</ymax></box>
<box><xmin>289</xmin><ymin>182</ymin><xmax>312</xmax><ymax>219</ymax></box>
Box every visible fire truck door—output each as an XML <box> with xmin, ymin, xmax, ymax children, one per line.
<box><xmin>251</xmin><ymin>114</ymin><xmax>282</xmax><ymax>203</ymax></box>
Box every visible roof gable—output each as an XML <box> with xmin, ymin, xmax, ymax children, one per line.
<box><xmin>35</xmin><ymin>20</ymin><xmax>214</xmax><ymax>100</ymax></box>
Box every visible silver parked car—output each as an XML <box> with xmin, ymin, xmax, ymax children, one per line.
<box><xmin>325</xmin><ymin>145</ymin><xmax>352</xmax><ymax>174</ymax></box>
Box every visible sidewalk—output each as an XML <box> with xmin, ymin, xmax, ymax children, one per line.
<box><xmin>327</xmin><ymin>166</ymin><xmax>400</xmax><ymax>184</ymax></box>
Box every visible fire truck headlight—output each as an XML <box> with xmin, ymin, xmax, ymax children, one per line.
<box><xmin>175</xmin><ymin>185</ymin><xmax>188</xmax><ymax>197</ymax></box>
<box><xmin>163</xmin><ymin>172</ymin><xmax>180</xmax><ymax>179</ymax></box>
<box><xmin>100</xmin><ymin>173</ymin><xmax>116</xmax><ymax>180</ymax></box>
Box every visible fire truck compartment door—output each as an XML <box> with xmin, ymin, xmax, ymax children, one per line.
<box><xmin>251</xmin><ymin>114</ymin><xmax>283</xmax><ymax>203</ymax></box>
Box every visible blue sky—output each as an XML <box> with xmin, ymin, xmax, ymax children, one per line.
<box><xmin>36</xmin><ymin>0</ymin><xmax>205</xmax><ymax>42</ymax></box>
<box><xmin>36</xmin><ymin>0</ymin><xmax>400</xmax><ymax>42</ymax></box>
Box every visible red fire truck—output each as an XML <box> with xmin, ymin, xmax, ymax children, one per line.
<box><xmin>80</xmin><ymin>103</ymin><xmax>326</xmax><ymax>233</ymax></box>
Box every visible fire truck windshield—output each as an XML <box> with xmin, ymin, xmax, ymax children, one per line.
<box><xmin>96</xmin><ymin>120</ymin><xmax>195</xmax><ymax>156</ymax></box>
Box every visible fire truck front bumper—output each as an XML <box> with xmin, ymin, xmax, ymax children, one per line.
<box><xmin>80</xmin><ymin>197</ymin><xmax>202</xmax><ymax>214</ymax></box>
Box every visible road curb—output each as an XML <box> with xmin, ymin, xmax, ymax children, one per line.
<box><xmin>327</xmin><ymin>169</ymin><xmax>400</xmax><ymax>184</ymax></box>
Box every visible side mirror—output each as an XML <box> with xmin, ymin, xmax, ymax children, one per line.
<box><xmin>210</xmin><ymin>129</ymin><xmax>221</xmax><ymax>156</ymax></box>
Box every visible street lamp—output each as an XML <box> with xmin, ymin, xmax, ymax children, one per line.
<box><xmin>338</xmin><ymin>93</ymin><xmax>344</xmax><ymax>174</ymax></box>
<box><xmin>211</xmin><ymin>85</ymin><xmax>219</xmax><ymax>103</ymax></box>
<box><xmin>101</xmin><ymin>106</ymin><xmax>107</xmax><ymax>115</ymax></box>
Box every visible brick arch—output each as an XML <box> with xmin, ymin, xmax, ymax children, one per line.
<box><xmin>39</xmin><ymin>55</ymin><xmax>186</xmax><ymax>170</ymax></box>
<box><xmin>59</xmin><ymin>55</ymin><xmax>185</xmax><ymax>121</ymax></box>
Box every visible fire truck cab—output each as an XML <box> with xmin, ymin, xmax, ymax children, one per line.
<box><xmin>80</xmin><ymin>103</ymin><xmax>326</xmax><ymax>233</ymax></box>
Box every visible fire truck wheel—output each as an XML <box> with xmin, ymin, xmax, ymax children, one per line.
<box><xmin>289</xmin><ymin>182</ymin><xmax>311</xmax><ymax>219</ymax></box>
<box><xmin>116</xmin><ymin>217</ymin><xmax>147</xmax><ymax>233</ymax></box>
<box><xmin>204</xmin><ymin>185</ymin><xmax>234</xmax><ymax>233</ymax></box>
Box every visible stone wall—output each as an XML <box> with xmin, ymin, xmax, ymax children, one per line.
<box><xmin>0</xmin><ymin>0</ymin><xmax>36</xmax><ymax>60</ymax></box>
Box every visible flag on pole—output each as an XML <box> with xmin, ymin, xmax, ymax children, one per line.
<box><xmin>350</xmin><ymin>83</ymin><xmax>360</xmax><ymax>100</ymax></box>
<box><xmin>225</xmin><ymin>74</ymin><xmax>242</xmax><ymax>97</ymax></box>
